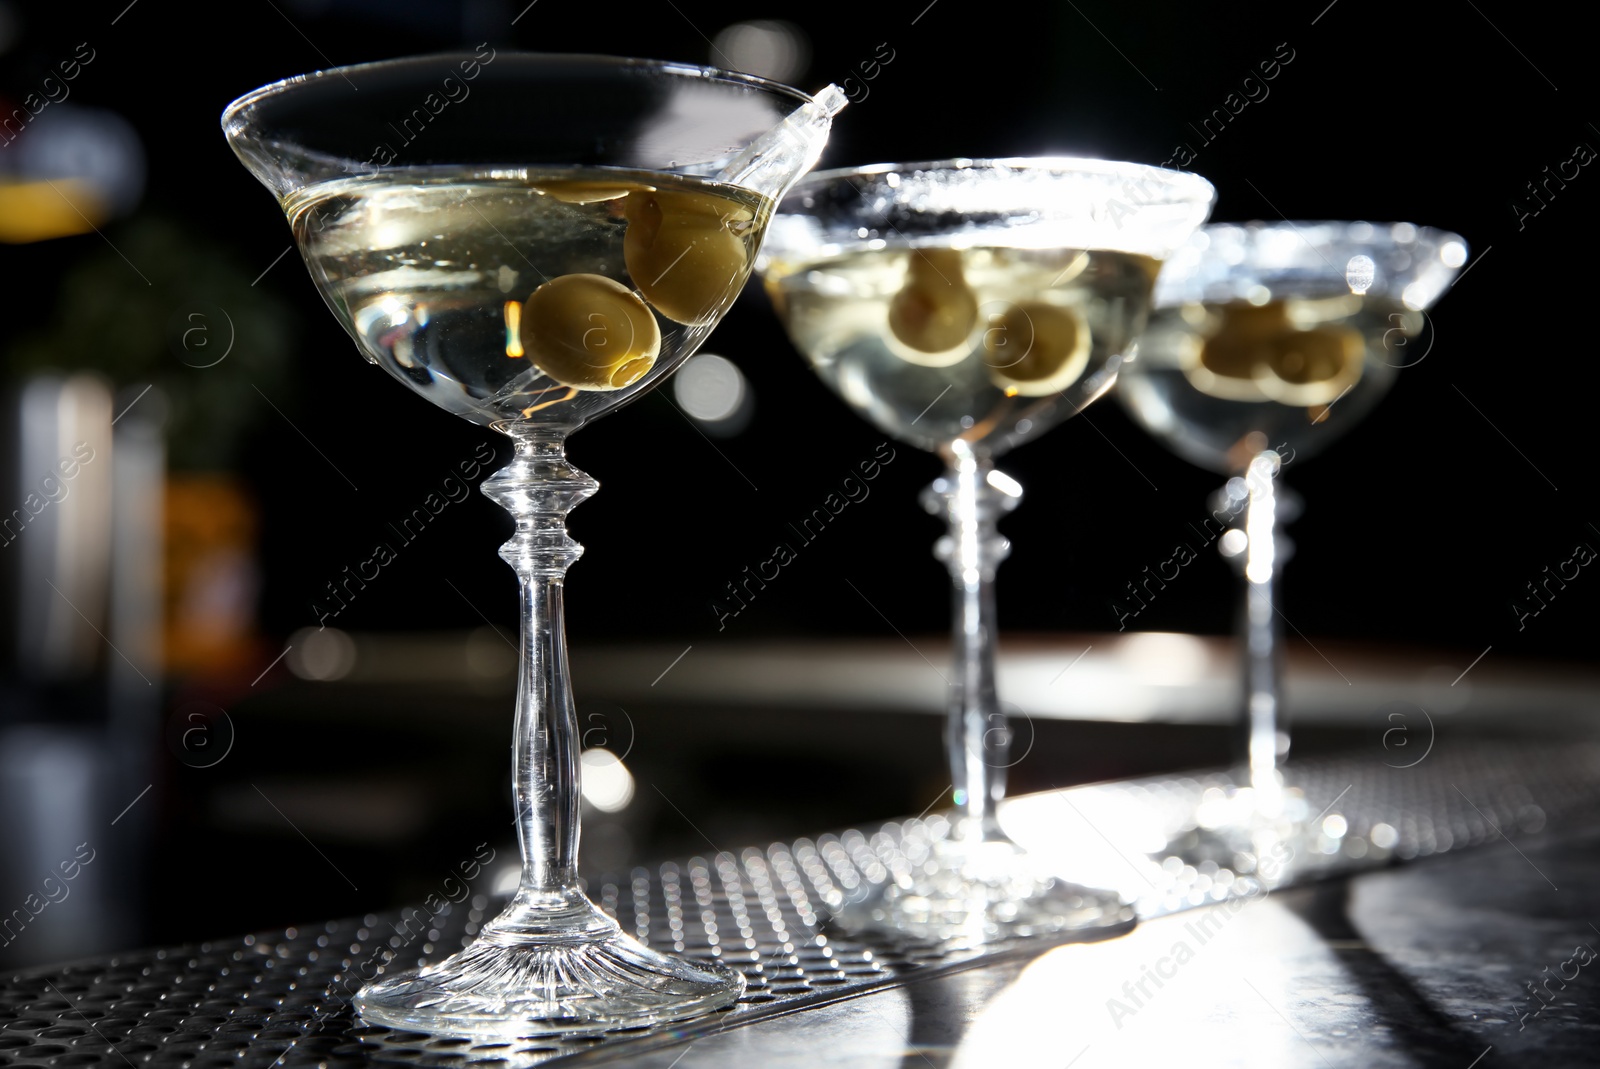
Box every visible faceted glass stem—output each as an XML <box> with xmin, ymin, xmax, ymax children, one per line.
<box><xmin>353</xmin><ymin>424</ymin><xmax>742</xmax><ymax>1035</ymax></box>
<box><xmin>1236</xmin><ymin>450</ymin><xmax>1287</xmax><ymax>807</ymax></box>
<box><xmin>483</xmin><ymin>426</ymin><xmax>596</xmax><ymax>901</ymax></box>
<box><xmin>923</xmin><ymin>445</ymin><xmax>1019</xmax><ymax>842</ymax></box>
<box><xmin>826</xmin><ymin>445</ymin><xmax>1129</xmax><ymax>945</ymax></box>
<box><xmin>1152</xmin><ymin>450</ymin><xmax>1300</xmax><ymax>882</ymax></box>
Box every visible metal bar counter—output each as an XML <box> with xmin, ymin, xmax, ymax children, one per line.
<box><xmin>3</xmin><ymin>739</ymin><xmax>1598</xmax><ymax>1067</ymax></box>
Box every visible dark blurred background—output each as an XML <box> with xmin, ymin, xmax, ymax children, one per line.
<box><xmin>1</xmin><ymin>0</ymin><xmax>1593</xmax><ymax>968</ymax></box>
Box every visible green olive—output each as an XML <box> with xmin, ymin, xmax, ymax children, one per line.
<box><xmin>624</xmin><ymin>189</ymin><xmax>755</xmax><ymax>325</ymax></box>
<box><xmin>535</xmin><ymin>179</ymin><xmax>651</xmax><ymax>205</ymax></box>
<box><xmin>887</xmin><ymin>249</ymin><xmax>978</xmax><ymax>364</ymax></box>
<box><xmin>1184</xmin><ymin>301</ymin><xmax>1284</xmax><ymax>402</ymax></box>
<box><xmin>1260</xmin><ymin>325</ymin><xmax>1364</xmax><ymax>405</ymax></box>
<box><xmin>1198</xmin><ymin>301</ymin><xmax>1289</xmax><ymax>378</ymax></box>
<box><xmin>520</xmin><ymin>273</ymin><xmax>661</xmax><ymax>391</ymax></box>
<box><xmin>983</xmin><ymin>301</ymin><xmax>1090</xmax><ymax>395</ymax></box>
<box><xmin>1184</xmin><ymin>300</ymin><xmax>1365</xmax><ymax>405</ymax></box>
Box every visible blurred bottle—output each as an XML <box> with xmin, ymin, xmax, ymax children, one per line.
<box><xmin>0</xmin><ymin>373</ymin><xmax>156</xmax><ymax>967</ymax></box>
<box><xmin>164</xmin><ymin>473</ymin><xmax>260</xmax><ymax>676</ymax></box>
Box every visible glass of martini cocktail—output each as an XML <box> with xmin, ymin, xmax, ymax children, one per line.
<box><xmin>224</xmin><ymin>53</ymin><xmax>843</xmax><ymax>1036</ymax></box>
<box><xmin>1117</xmin><ymin>221</ymin><xmax>1465</xmax><ymax>869</ymax></box>
<box><xmin>760</xmin><ymin>158</ymin><xmax>1214</xmax><ymax>944</ymax></box>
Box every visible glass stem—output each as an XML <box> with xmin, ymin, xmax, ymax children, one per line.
<box><xmin>924</xmin><ymin>447</ymin><xmax>1019</xmax><ymax>842</ymax></box>
<box><xmin>1238</xmin><ymin>450</ymin><xmax>1285</xmax><ymax>802</ymax></box>
<box><xmin>481</xmin><ymin>425</ymin><xmax>598</xmax><ymax>904</ymax></box>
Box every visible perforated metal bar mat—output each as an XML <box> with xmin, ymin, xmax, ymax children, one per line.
<box><xmin>4</xmin><ymin>739</ymin><xmax>1599</xmax><ymax>1068</ymax></box>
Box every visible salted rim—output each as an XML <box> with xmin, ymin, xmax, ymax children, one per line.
<box><xmin>787</xmin><ymin>156</ymin><xmax>1216</xmax><ymax>207</ymax></box>
<box><xmin>1190</xmin><ymin>220</ymin><xmax>1466</xmax><ymax>249</ymax></box>
<box><xmin>1153</xmin><ymin>220</ymin><xmax>1469</xmax><ymax>310</ymax></box>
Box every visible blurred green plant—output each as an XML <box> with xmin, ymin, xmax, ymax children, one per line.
<box><xmin>7</xmin><ymin>215</ymin><xmax>298</xmax><ymax>471</ymax></box>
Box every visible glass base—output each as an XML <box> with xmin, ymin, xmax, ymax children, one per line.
<box><xmin>355</xmin><ymin>893</ymin><xmax>743</xmax><ymax>1038</ymax></box>
<box><xmin>833</xmin><ymin>837</ymin><xmax>1133</xmax><ymax>947</ymax></box>
<box><xmin>1154</xmin><ymin>783</ymin><xmax>1306</xmax><ymax>889</ymax></box>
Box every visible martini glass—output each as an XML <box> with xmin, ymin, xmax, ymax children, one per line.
<box><xmin>224</xmin><ymin>53</ymin><xmax>843</xmax><ymax>1036</ymax></box>
<box><xmin>1116</xmin><ymin>221</ymin><xmax>1466</xmax><ymax>869</ymax></box>
<box><xmin>760</xmin><ymin>158</ymin><xmax>1214</xmax><ymax>943</ymax></box>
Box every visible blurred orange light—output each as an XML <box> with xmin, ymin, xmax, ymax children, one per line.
<box><xmin>0</xmin><ymin>177</ymin><xmax>110</xmax><ymax>243</ymax></box>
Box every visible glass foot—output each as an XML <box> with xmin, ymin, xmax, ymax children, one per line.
<box><xmin>355</xmin><ymin>894</ymin><xmax>743</xmax><ymax>1038</ymax></box>
<box><xmin>1154</xmin><ymin>784</ymin><xmax>1306</xmax><ymax>890</ymax></box>
<box><xmin>834</xmin><ymin>837</ymin><xmax>1133</xmax><ymax>947</ymax></box>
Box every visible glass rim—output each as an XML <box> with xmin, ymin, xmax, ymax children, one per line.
<box><xmin>1195</xmin><ymin>219</ymin><xmax>1467</xmax><ymax>246</ymax></box>
<box><xmin>221</xmin><ymin>51</ymin><xmax>818</xmax><ymax>133</ymax></box>
<box><xmin>788</xmin><ymin>155</ymin><xmax>1216</xmax><ymax>205</ymax></box>
<box><xmin>1155</xmin><ymin>218</ymin><xmax>1469</xmax><ymax>310</ymax></box>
